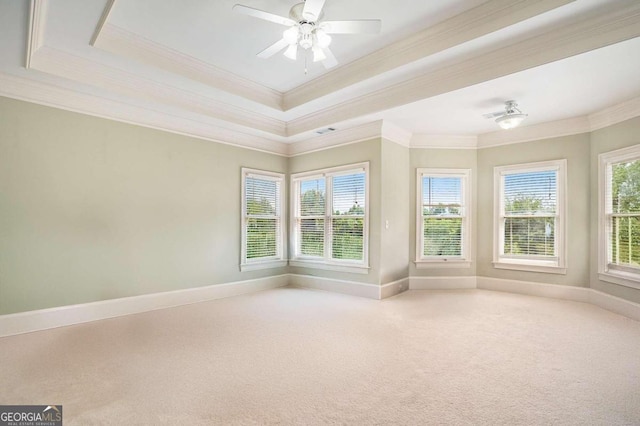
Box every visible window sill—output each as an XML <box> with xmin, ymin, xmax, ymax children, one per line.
<box><xmin>493</xmin><ymin>261</ymin><xmax>566</xmax><ymax>275</ymax></box>
<box><xmin>414</xmin><ymin>260</ymin><xmax>471</xmax><ymax>269</ymax></box>
<box><xmin>599</xmin><ymin>271</ymin><xmax>640</xmax><ymax>290</ymax></box>
<box><xmin>240</xmin><ymin>260</ymin><xmax>287</xmax><ymax>272</ymax></box>
<box><xmin>289</xmin><ymin>259</ymin><xmax>369</xmax><ymax>274</ymax></box>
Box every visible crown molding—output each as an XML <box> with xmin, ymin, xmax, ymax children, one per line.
<box><xmin>89</xmin><ymin>0</ymin><xmax>116</xmax><ymax>47</ymax></box>
<box><xmin>0</xmin><ymin>72</ymin><xmax>289</xmax><ymax>156</ymax></box>
<box><xmin>588</xmin><ymin>95</ymin><xmax>640</xmax><ymax>131</ymax></box>
<box><xmin>93</xmin><ymin>22</ymin><xmax>283</xmax><ymax>111</ymax></box>
<box><xmin>25</xmin><ymin>0</ymin><xmax>48</xmax><ymax>68</ymax></box>
<box><xmin>29</xmin><ymin>46</ymin><xmax>287</xmax><ymax>137</ymax></box>
<box><xmin>285</xmin><ymin>2</ymin><xmax>640</xmax><ymax>136</ymax></box>
<box><xmin>287</xmin><ymin>121</ymin><xmax>383</xmax><ymax>157</ymax></box>
<box><xmin>478</xmin><ymin>95</ymin><xmax>640</xmax><ymax>148</ymax></box>
<box><xmin>477</xmin><ymin>116</ymin><xmax>591</xmax><ymax>148</ymax></box>
<box><xmin>411</xmin><ymin>134</ymin><xmax>478</xmax><ymax>149</ymax></box>
<box><xmin>283</xmin><ymin>0</ymin><xmax>575</xmax><ymax>110</ymax></box>
<box><xmin>381</xmin><ymin>121</ymin><xmax>412</xmax><ymax>147</ymax></box>
<box><xmin>3</xmin><ymin>67</ymin><xmax>639</xmax><ymax>158</ymax></box>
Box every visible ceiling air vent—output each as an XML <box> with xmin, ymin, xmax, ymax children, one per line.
<box><xmin>316</xmin><ymin>127</ymin><xmax>336</xmax><ymax>135</ymax></box>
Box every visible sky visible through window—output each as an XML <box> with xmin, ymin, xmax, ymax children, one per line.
<box><xmin>300</xmin><ymin>173</ymin><xmax>365</xmax><ymax>214</ymax></box>
<box><xmin>422</xmin><ymin>177</ymin><xmax>461</xmax><ymax>206</ymax></box>
<box><xmin>504</xmin><ymin>170</ymin><xmax>557</xmax><ymax>213</ymax></box>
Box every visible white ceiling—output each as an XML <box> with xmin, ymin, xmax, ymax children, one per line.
<box><xmin>1</xmin><ymin>0</ymin><xmax>639</xmax><ymax>153</ymax></box>
<box><xmin>375</xmin><ymin>36</ymin><xmax>640</xmax><ymax>135</ymax></box>
<box><xmin>106</xmin><ymin>0</ymin><xmax>487</xmax><ymax>92</ymax></box>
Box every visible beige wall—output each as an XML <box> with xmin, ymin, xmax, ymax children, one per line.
<box><xmin>288</xmin><ymin>138</ymin><xmax>382</xmax><ymax>284</ymax></box>
<box><xmin>2</xmin><ymin>94</ymin><xmax>640</xmax><ymax>314</ymax></box>
<box><xmin>380</xmin><ymin>139</ymin><xmax>410</xmax><ymax>284</ymax></box>
<box><xmin>477</xmin><ymin>134</ymin><xmax>591</xmax><ymax>287</ymax></box>
<box><xmin>590</xmin><ymin>117</ymin><xmax>640</xmax><ymax>304</ymax></box>
<box><xmin>409</xmin><ymin>148</ymin><xmax>478</xmax><ymax>277</ymax></box>
<box><xmin>0</xmin><ymin>97</ymin><xmax>287</xmax><ymax>315</ymax></box>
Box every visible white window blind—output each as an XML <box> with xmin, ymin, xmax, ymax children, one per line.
<box><xmin>419</xmin><ymin>173</ymin><xmax>466</xmax><ymax>258</ymax></box>
<box><xmin>331</xmin><ymin>172</ymin><xmax>365</xmax><ymax>261</ymax></box>
<box><xmin>502</xmin><ymin>170</ymin><xmax>557</xmax><ymax>258</ymax></box>
<box><xmin>298</xmin><ymin>177</ymin><xmax>325</xmax><ymax>257</ymax></box>
<box><xmin>242</xmin><ymin>169</ymin><xmax>284</xmax><ymax>266</ymax></box>
<box><xmin>494</xmin><ymin>160</ymin><xmax>566</xmax><ymax>273</ymax></box>
<box><xmin>606</xmin><ymin>157</ymin><xmax>640</xmax><ymax>273</ymax></box>
<box><xmin>292</xmin><ymin>163</ymin><xmax>369</xmax><ymax>270</ymax></box>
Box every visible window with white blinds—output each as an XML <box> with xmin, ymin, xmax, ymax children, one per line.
<box><xmin>494</xmin><ymin>160</ymin><xmax>566</xmax><ymax>273</ymax></box>
<box><xmin>599</xmin><ymin>144</ymin><xmax>640</xmax><ymax>289</ymax></box>
<box><xmin>416</xmin><ymin>169</ymin><xmax>470</xmax><ymax>266</ymax></box>
<box><xmin>291</xmin><ymin>163</ymin><xmax>369</xmax><ymax>272</ymax></box>
<box><xmin>241</xmin><ymin>168</ymin><xmax>285</xmax><ymax>270</ymax></box>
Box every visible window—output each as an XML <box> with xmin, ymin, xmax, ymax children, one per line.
<box><xmin>241</xmin><ymin>168</ymin><xmax>285</xmax><ymax>271</ymax></box>
<box><xmin>599</xmin><ymin>144</ymin><xmax>640</xmax><ymax>289</ymax></box>
<box><xmin>291</xmin><ymin>163</ymin><xmax>369</xmax><ymax>273</ymax></box>
<box><xmin>493</xmin><ymin>160</ymin><xmax>566</xmax><ymax>274</ymax></box>
<box><xmin>415</xmin><ymin>169</ymin><xmax>471</xmax><ymax>268</ymax></box>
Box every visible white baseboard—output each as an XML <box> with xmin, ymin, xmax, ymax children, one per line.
<box><xmin>3</xmin><ymin>273</ymin><xmax>638</xmax><ymax>337</ymax></box>
<box><xmin>589</xmin><ymin>289</ymin><xmax>640</xmax><ymax>322</ymax></box>
<box><xmin>0</xmin><ymin>274</ymin><xmax>288</xmax><ymax>337</ymax></box>
<box><xmin>476</xmin><ymin>276</ymin><xmax>591</xmax><ymax>303</ymax></box>
<box><xmin>410</xmin><ymin>276</ymin><xmax>477</xmax><ymax>290</ymax></box>
<box><xmin>288</xmin><ymin>274</ymin><xmax>381</xmax><ymax>299</ymax></box>
<box><xmin>477</xmin><ymin>276</ymin><xmax>640</xmax><ymax>321</ymax></box>
<box><xmin>381</xmin><ymin>278</ymin><xmax>410</xmax><ymax>299</ymax></box>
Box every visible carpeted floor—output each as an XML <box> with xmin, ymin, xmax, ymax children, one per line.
<box><xmin>1</xmin><ymin>288</ymin><xmax>639</xmax><ymax>425</ymax></box>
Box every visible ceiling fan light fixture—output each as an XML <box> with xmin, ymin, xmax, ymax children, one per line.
<box><xmin>495</xmin><ymin>113</ymin><xmax>527</xmax><ymax>130</ymax></box>
<box><xmin>283</xmin><ymin>44</ymin><xmax>298</xmax><ymax>60</ymax></box>
<box><xmin>315</xmin><ymin>29</ymin><xmax>332</xmax><ymax>48</ymax></box>
<box><xmin>312</xmin><ymin>45</ymin><xmax>326</xmax><ymax>62</ymax></box>
<box><xmin>283</xmin><ymin>26</ymin><xmax>299</xmax><ymax>44</ymax></box>
<box><xmin>299</xmin><ymin>33</ymin><xmax>313</xmax><ymax>50</ymax></box>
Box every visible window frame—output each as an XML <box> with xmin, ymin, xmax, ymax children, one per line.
<box><xmin>415</xmin><ymin>168</ymin><xmax>472</xmax><ymax>269</ymax></box>
<box><xmin>493</xmin><ymin>159</ymin><xmax>567</xmax><ymax>274</ymax></box>
<box><xmin>290</xmin><ymin>162</ymin><xmax>370</xmax><ymax>274</ymax></box>
<box><xmin>598</xmin><ymin>144</ymin><xmax>640</xmax><ymax>289</ymax></box>
<box><xmin>240</xmin><ymin>168</ymin><xmax>286</xmax><ymax>271</ymax></box>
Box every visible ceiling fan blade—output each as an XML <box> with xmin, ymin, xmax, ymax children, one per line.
<box><xmin>302</xmin><ymin>0</ymin><xmax>326</xmax><ymax>21</ymax></box>
<box><xmin>257</xmin><ymin>38</ymin><xmax>290</xmax><ymax>59</ymax></box>
<box><xmin>483</xmin><ymin>111</ymin><xmax>504</xmax><ymax>119</ymax></box>
<box><xmin>321</xmin><ymin>20</ymin><xmax>382</xmax><ymax>34</ymax></box>
<box><xmin>321</xmin><ymin>47</ymin><xmax>338</xmax><ymax>69</ymax></box>
<box><xmin>233</xmin><ymin>4</ymin><xmax>296</xmax><ymax>26</ymax></box>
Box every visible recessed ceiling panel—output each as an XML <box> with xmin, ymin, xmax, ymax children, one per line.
<box><xmin>107</xmin><ymin>0</ymin><xmax>484</xmax><ymax>91</ymax></box>
<box><xmin>378</xmin><ymin>36</ymin><xmax>640</xmax><ymax>135</ymax></box>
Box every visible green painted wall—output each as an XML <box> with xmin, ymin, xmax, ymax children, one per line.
<box><xmin>288</xmin><ymin>138</ymin><xmax>382</xmax><ymax>284</ymax></box>
<box><xmin>2</xmin><ymin>94</ymin><xmax>639</xmax><ymax>313</ymax></box>
<box><xmin>0</xmin><ymin>97</ymin><xmax>287</xmax><ymax>314</ymax></box>
<box><xmin>380</xmin><ymin>139</ymin><xmax>410</xmax><ymax>284</ymax></box>
<box><xmin>477</xmin><ymin>134</ymin><xmax>591</xmax><ymax>286</ymax></box>
<box><xmin>410</xmin><ymin>148</ymin><xmax>478</xmax><ymax>277</ymax></box>
<box><xmin>590</xmin><ymin>116</ymin><xmax>640</xmax><ymax>304</ymax></box>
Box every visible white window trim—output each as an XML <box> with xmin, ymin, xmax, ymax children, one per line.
<box><xmin>240</xmin><ymin>168</ymin><xmax>286</xmax><ymax>271</ymax></box>
<box><xmin>415</xmin><ymin>168</ymin><xmax>472</xmax><ymax>269</ymax></box>
<box><xmin>493</xmin><ymin>159</ymin><xmax>567</xmax><ymax>274</ymax></box>
<box><xmin>598</xmin><ymin>144</ymin><xmax>640</xmax><ymax>289</ymax></box>
<box><xmin>290</xmin><ymin>162</ymin><xmax>370</xmax><ymax>274</ymax></box>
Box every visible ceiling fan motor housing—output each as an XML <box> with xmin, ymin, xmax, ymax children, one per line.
<box><xmin>290</xmin><ymin>2</ymin><xmax>324</xmax><ymax>23</ymax></box>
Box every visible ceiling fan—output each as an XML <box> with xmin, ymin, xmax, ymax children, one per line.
<box><xmin>483</xmin><ymin>100</ymin><xmax>529</xmax><ymax>130</ymax></box>
<box><xmin>232</xmin><ymin>0</ymin><xmax>382</xmax><ymax>69</ymax></box>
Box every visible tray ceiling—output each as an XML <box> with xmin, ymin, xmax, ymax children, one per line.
<box><xmin>0</xmin><ymin>0</ymin><xmax>639</xmax><ymax>155</ymax></box>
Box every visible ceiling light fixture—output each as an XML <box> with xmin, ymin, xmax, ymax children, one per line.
<box><xmin>483</xmin><ymin>100</ymin><xmax>528</xmax><ymax>130</ymax></box>
<box><xmin>233</xmin><ymin>1</ymin><xmax>381</xmax><ymax>70</ymax></box>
